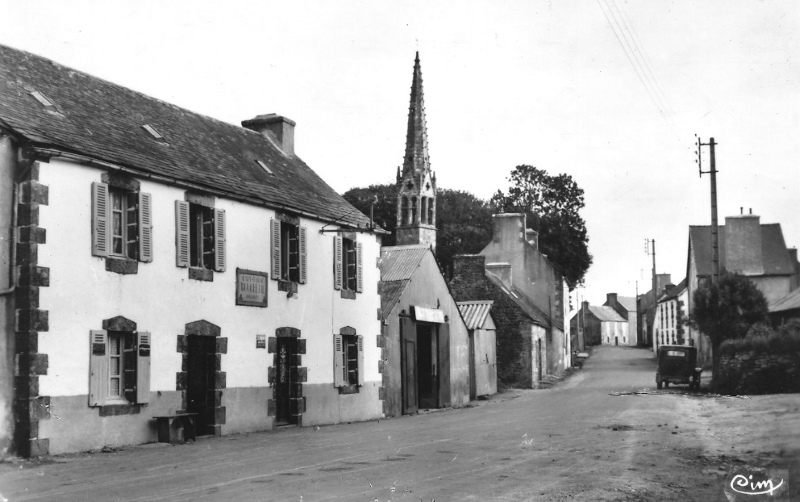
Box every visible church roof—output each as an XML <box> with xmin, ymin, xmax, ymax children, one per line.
<box><xmin>401</xmin><ymin>52</ymin><xmax>431</xmax><ymax>178</ymax></box>
<box><xmin>0</xmin><ymin>44</ymin><xmax>370</xmax><ymax>228</ymax></box>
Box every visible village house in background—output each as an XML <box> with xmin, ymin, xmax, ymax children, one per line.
<box><xmin>686</xmin><ymin>209</ymin><xmax>800</xmax><ymax>366</ymax></box>
<box><xmin>636</xmin><ymin>273</ymin><xmax>672</xmax><ymax>348</ymax></box>
<box><xmin>603</xmin><ymin>293</ymin><xmax>637</xmax><ymax>346</ymax></box>
<box><xmin>378</xmin><ymin>53</ymin><xmax>494</xmax><ymax>417</ymax></box>
<box><xmin>450</xmin><ymin>215</ymin><xmax>569</xmax><ymax>388</ymax></box>
<box><xmin>653</xmin><ymin>278</ymin><xmax>688</xmax><ymax>352</ymax></box>
<box><xmin>0</xmin><ymin>45</ymin><xmax>386</xmax><ymax>457</ymax></box>
<box><xmin>572</xmin><ymin>301</ymin><xmax>628</xmax><ymax>347</ymax></box>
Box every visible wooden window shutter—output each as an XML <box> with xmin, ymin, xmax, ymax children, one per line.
<box><xmin>91</xmin><ymin>182</ymin><xmax>110</xmax><ymax>257</ymax></box>
<box><xmin>123</xmin><ymin>336</ymin><xmax>137</xmax><ymax>403</ymax></box>
<box><xmin>333</xmin><ymin>334</ymin><xmax>344</xmax><ymax>387</ymax></box>
<box><xmin>138</xmin><ymin>192</ymin><xmax>153</xmax><ymax>263</ymax></box>
<box><xmin>89</xmin><ymin>330</ymin><xmax>108</xmax><ymax>406</ymax></box>
<box><xmin>298</xmin><ymin>226</ymin><xmax>307</xmax><ymax>284</ymax></box>
<box><xmin>271</xmin><ymin>219</ymin><xmax>281</xmax><ymax>280</ymax></box>
<box><xmin>333</xmin><ymin>235</ymin><xmax>343</xmax><ymax>290</ymax></box>
<box><xmin>357</xmin><ymin>335</ymin><xmax>364</xmax><ymax>386</ymax></box>
<box><xmin>213</xmin><ymin>208</ymin><xmax>226</xmax><ymax>272</ymax></box>
<box><xmin>356</xmin><ymin>242</ymin><xmax>364</xmax><ymax>293</ymax></box>
<box><xmin>136</xmin><ymin>332</ymin><xmax>151</xmax><ymax>403</ymax></box>
<box><xmin>175</xmin><ymin>200</ymin><xmax>190</xmax><ymax>267</ymax></box>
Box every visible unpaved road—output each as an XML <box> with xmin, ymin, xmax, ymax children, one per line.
<box><xmin>1</xmin><ymin>345</ymin><xmax>797</xmax><ymax>501</ymax></box>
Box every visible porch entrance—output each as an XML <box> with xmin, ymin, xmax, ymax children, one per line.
<box><xmin>274</xmin><ymin>337</ymin><xmax>298</xmax><ymax>425</ymax></box>
<box><xmin>416</xmin><ymin>324</ymin><xmax>439</xmax><ymax>409</ymax></box>
<box><xmin>186</xmin><ymin>335</ymin><xmax>216</xmax><ymax>436</ymax></box>
<box><xmin>401</xmin><ymin>317</ymin><xmax>450</xmax><ymax>414</ymax></box>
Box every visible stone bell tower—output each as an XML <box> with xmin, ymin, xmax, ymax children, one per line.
<box><xmin>395</xmin><ymin>52</ymin><xmax>437</xmax><ymax>251</ymax></box>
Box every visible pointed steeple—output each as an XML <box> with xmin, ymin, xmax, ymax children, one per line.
<box><xmin>395</xmin><ymin>52</ymin><xmax>437</xmax><ymax>251</ymax></box>
<box><xmin>402</xmin><ymin>51</ymin><xmax>431</xmax><ymax>178</ymax></box>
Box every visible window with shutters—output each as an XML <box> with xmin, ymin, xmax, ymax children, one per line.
<box><xmin>175</xmin><ymin>197</ymin><xmax>226</xmax><ymax>279</ymax></box>
<box><xmin>333</xmin><ymin>331</ymin><xmax>363</xmax><ymax>394</ymax></box>
<box><xmin>89</xmin><ymin>329</ymin><xmax>151</xmax><ymax>412</ymax></box>
<box><xmin>92</xmin><ymin>181</ymin><xmax>153</xmax><ymax>274</ymax></box>
<box><xmin>333</xmin><ymin>235</ymin><xmax>362</xmax><ymax>299</ymax></box>
<box><xmin>271</xmin><ymin>216</ymin><xmax>306</xmax><ymax>291</ymax></box>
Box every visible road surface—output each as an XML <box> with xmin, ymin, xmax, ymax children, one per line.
<box><xmin>1</xmin><ymin>345</ymin><xmax>797</xmax><ymax>501</ymax></box>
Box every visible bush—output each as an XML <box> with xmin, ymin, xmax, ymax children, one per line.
<box><xmin>719</xmin><ymin>323</ymin><xmax>800</xmax><ymax>357</ymax></box>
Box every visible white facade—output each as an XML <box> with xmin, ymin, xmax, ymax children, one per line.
<box><xmin>34</xmin><ymin>158</ymin><xmax>383</xmax><ymax>454</ymax></box>
<box><xmin>653</xmin><ymin>287</ymin><xmax>689</xmax><ymax>353</ymax></box>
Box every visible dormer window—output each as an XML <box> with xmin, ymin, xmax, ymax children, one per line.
<box><xmin>256</xmin><ymin>160</ymin><xmax>274</xmax><ymax>175</ymax></box>
<box><xmin>141</xmin><ymin>124</ymin><xmax>166</xmax><ymax>143</ymax></box>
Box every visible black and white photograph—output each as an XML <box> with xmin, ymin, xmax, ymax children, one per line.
<box><xmin>0</xmin><ymin>1</ymin><xmax>797</xmax><ymax>500</ymax></box>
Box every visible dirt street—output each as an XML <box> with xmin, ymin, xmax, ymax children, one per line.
<box><xmin>1</xmin><ymin>345</ymin><xmax>798</xmax><ymax>501</ymax></box>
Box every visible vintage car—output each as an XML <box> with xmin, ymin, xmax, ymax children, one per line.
<box><xmin>656</xmin><ymin>345</ymin><xmax>702</xmax><ymax>390</ymax></box>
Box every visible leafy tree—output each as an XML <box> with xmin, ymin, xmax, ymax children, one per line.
<box><xmin>342</xmin><ymin>184</ymin><xmax>398</xmax><ymax>247</ymax></box>
<box><xmin>490</xmin><ymin>165</ymin><xmax>592</xmax><ymax>286</ymax></box>
<box><xmin>688</xmin><ymin>271</ymin><xmax>769</xmax><ymax>386</ymax></box>
<box><xmin>436</xmin><ymin>189</ymin><xmax>494</xmax><ymax>277</ymax></box>
<box><xmin>342</xmin><ymin>184</ymin><xmax>493</xmax><ymax>275</ymax></box>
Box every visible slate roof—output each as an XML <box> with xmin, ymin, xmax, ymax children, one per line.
<box><xmin>657</xmin><ymin>278</ymin><xmax>687</xmax><ymax>304</ymax></box>
<box><xmin>588</xmin><ymin>306</ymin><xmax>627</xmax><ymax>323</ymax></box>
<box><xmin>378</xmin><ymin>245</ymin><xmax>431</xmax><ymax>319</ymax></box>
<box><xmin>617</xmin><ymin>296</ymin><xmax>637</xmax><ymax>313</ymax></box>
<box><xmin>457</xmin><ymin>301</ymin><xmax>494</xmax><ymax>330</ymax></box>
<box><xmin>689</xmin><ymin>224</ymin><xmax>794</xmax><ymax>277</ymax></box>
<box><xmin>769</xmin><ymin>288</ymin><xmax>800</xmax><ymax>313</ymax></box>
<box><xmin>485</xmin><ymin>270</ymin><xmax>552</xmax><ymax>329</ymax></box>
<box><xmin>0</xmin><ymin>44</ymin><xmax>370</xmax><ymax>228</ymax></box>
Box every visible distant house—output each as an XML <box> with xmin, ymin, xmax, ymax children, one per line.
<box><xmin>451</xmin><ymin>213</ymin><xmax>569</xmax><ymax>388</ymax></box>
<box><xmin>571</xmin><ymin>301</ymin><xmax>602</xmax><ymax>347</ymax></box>
<box><xmin>653</xmin><ymin>279</ymin><xmax>688</xmax><ymax>352</ymax></box>
<box><xmin>686</xmin><ymin>210</ymin><xmax>800</xmax><ymax>365</ymax></box>
<box><xmin>604</xmin><ymin>293</ymin><xmax>637</xmax><ymax>346</ymax></box>
<box><xmin>457</xmin><ymin>301</ymin><xmax>498</xmax><ymax>399</ymax></box>
<box><xmin>637</xmin><ymin>273</ymin><xmax>672</xmax><ymax>348</ymax></box>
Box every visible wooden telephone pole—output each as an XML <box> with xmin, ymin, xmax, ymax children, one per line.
<box><xmin>696</xmin><ymin>136</ymin><xmax>720</xmax><ymax>283</ymax></box>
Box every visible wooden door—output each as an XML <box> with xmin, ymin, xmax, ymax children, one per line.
<box><xmin>468</xmin><ymin>331</ymin><xmax>476</xmax><ymax>401</ymax></box>
<box><xmin>437</xmin><ymin>323</ymin><xmax>450</xmax><ymax>407</ymax></box>
<box><xmin>400</xmin><ymin>317</ymin><xmax>418</xmax><ymax>415</ymax></box>
<box><xmin>275</xmin><ymin>337</ymin><xmax>297</xmax><ymax>425</ymax></box>
<box><xmin>187</xmin><ymin>335</ymin><xmax>216</xmax><ymax>436</ymax></box>
<box><xmin>537</xmin><ymin>338</ymin><xmax>543</xmax><ymax>383</ymax></box>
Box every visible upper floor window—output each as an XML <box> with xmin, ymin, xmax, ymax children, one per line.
<box><xmin>92</xmin><ymin>181</ymin><xmax>152</xmax><ymax>264</ymax></box>
<box><xmin>271</xmin><ymin>216</ymin><xmax>307</xmax><ymax>286</ymax></box>
<box><xmin>334</xmin><ymin>234</ymin><xmax>362</xmax><ymax>298</ymax></box>
<box><xmin>175</xmin><ymin>197</ymin><xmax>226</xmax><ymax>275</ymax></box>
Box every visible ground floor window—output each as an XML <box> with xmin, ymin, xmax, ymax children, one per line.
<box><xmin>90</xmin><ymin>328</ymin><xmax>150</xmax><ymax>407</ymax></box>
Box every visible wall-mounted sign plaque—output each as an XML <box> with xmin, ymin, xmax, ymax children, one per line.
<box><xmin>236</xmin><ymin>269</ymin><xmax>268</xmax><ymax>307</ymax></box>
<box><xmin>256</xmin><ymin>334</ymin><xmax>266</xmax><ymax>349</ymax></box>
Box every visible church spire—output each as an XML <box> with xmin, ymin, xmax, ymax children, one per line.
<box><xmin>402</xmin><ymin>51</ymin><xmax>431</xmax><ymax>178</ymax></box>
<box><xmin>396</xmin><ymin>52</ymin><xmax>437</xmax><ymax>251</ymax></box>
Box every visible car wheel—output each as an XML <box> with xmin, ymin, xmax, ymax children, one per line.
<box><xmin>664</xmin><ymin>381</ymin><xmax>669</xmax><ymax>388</ymax></box>
<box><xmin>656</xmin><ymin>374</ymin><xmax>662</xmax><ymax>390</ymax></box>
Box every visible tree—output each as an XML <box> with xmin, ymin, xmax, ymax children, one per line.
<box><xmin>490</xmin><ymin>165</ymin><xmax>592</xmax><ymax>286</ymax></box>
<box><xmin>688</xmin><ymin>271</ymin><xmax>769</xmax><ymax>386</ymax></box>
<box><xmin>342</xmin><ymin>184</ymin><xmax>494</xmax><ymax>275</ymax></box>
<box><xmin>342</xmin><ymin>184</ymin><xmax>398</xmax><ymax>247</ymax></box>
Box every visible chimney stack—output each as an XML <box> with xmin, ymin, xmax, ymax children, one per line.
<box><xmin>242</xmin><ymin>114</ymin><xmax>296</xmax><ymax>156</ymax></box>
<box><xmin>525</xmin><ymin>229</ymin><xmax>539</xmax><ymax>249</ymax></box>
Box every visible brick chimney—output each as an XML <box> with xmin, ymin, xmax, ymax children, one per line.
<box><xmin>724</xmin><ymin>210</ymin><xmax>763</xmax><ymax>274</ymax></box>
<box><xmin>242</xmin><ymin>114</ymin><xmax>295</xmax><ymax>156</ymax></box>
<box><xmin>491</xmin><ymin>213</ymin><xmax>526</xmax><ymax>247</ymax></box>
<box><xmin>606</xmin><ymin>293</ymin><xmax>617</xmax><ymax>306</ymax></box>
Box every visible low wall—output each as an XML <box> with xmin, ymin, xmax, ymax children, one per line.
<box><xmin>717</xmin><ymin>350</ymin><xmax>800</xmax><ymax>395</ymax></box>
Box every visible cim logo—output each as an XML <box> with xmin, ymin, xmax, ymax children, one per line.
<box><xmin>724</xmin><ymin>468</ymin><xmax>789</xmax><ymax>501</ymax></box>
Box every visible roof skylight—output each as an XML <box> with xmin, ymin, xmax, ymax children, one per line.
<box><xmin>141</xmin><ymin>124</ymin><xmax>166</xmax><ymax>142</ymax></box>
<box><xmin>30</xmin><ymin>91</ymin><xmax>56</xmax><ymax>111</ymax></box>
<box><xmin>256</xmin><ymin>160</ymin><xmax>274</xmax><ymax>175</ymax></box>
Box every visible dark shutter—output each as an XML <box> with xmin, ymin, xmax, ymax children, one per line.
<box><xmin>175</xmin><ymin>200</ymin><xmax>190</xmax><ymax>267</ymax></box>
<box><xmin>91</xmin><ymin>182</ymin><xmax>110</xmax><ymax>257</ymax></box>
<box><xmin>138</xmin><ymin>192</ymin><xmax>153</xmax><ymax>262</ymax></box>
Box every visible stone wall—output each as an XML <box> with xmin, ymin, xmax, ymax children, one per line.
<box><xmin>717</xmin><ymin>350</ymin><xmax>800</xmax><ymax>395</ymax></box>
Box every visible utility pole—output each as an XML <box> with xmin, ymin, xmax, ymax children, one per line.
<box><xmin>696</xmin><ymin>136</ymin><xmax>720</xmax><ymax>283</ymax></box>
<box><xmin>645</xmin><ymin>238</ymin><xmax>657</xmax><ymax>347</ymax></box>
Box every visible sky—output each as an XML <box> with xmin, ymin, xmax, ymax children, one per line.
<box><xmin>1</xmin><ymin>0</ymin><xmax>798</xmax><ymax>305</ymax></box>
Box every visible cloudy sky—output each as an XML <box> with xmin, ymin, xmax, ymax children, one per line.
<box><xmin>1</xmin><ymin>0</ymin><xmax>798</xmax><ymax>304</ymax></box>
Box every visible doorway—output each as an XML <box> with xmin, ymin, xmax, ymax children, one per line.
<box><xmin>274</xmin><ymin>337</ymin><xmax>298</xmax><ymax>425</ymax></box>
<box><xmin>186</xmin><ymin>335</ymin><xmax>217</xmax><ymax>436</ymax></box>
<box><xmin>615</xmin><ymin>336</ymin><xmax>619</xmax><ymax>346</ymax></box>
<box><xmin>416</xmin><ymin>324</ymin><xmax>439</xmax><ymax>409</ymax></box>
<box><xmin>537</xmin><ymin>338</ymin><xmax>543</xmax><ymax>382</ymax></box>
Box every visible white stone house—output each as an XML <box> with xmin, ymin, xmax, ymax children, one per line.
<box><xmin>0</xmin><ymin>45</ymin><xmax>383</xmax><ymax>457</ymax></box>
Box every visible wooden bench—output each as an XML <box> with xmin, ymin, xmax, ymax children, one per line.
<box><xmin>153</xmin><ymin>413</ymin><xmax>198</xmax><ymax>443</ymax></box>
